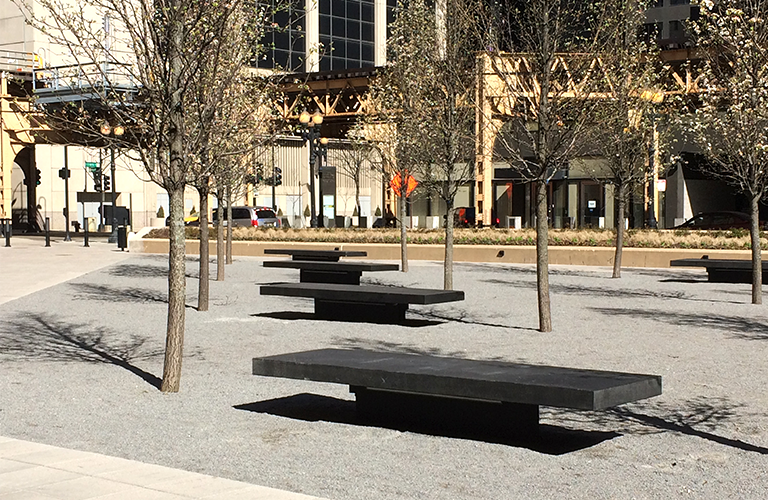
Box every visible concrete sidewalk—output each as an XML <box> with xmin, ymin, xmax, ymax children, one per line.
<box><xmin>0</xmin><ymin>236</ymin><xmax>327</xmax><ymax>500</ymax></box>
<box><xmin>0</xmin><ymin>436</ymin><xmax>322</xmax><ymax>499</ymax></box>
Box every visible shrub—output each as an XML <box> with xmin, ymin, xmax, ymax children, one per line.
<box><xmin>156</xmin><ymin>206</ymin><xmax>164</xmax><ymax>218</ymax></box>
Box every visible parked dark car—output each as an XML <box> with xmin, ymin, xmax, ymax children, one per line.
<box><xmin>673</xmin><ymin>211</ymin><xmax>759</xmax><ymax>230</ymax></box>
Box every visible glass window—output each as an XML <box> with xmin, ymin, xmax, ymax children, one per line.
<box><xmin>257</xmin><ymin>0</ymin><xmax>305</xmax><ymax>71</ymax></box>
<box><xmin>348</xmin><ymin>41</ymin><xmax>360</xmax><ymax>60</ymax></box>
<box><xmin>361</xmin><ymin>22</ymin><xmax>374</xmax><ymax>42</ymax></box>
<box><xmin>319</xmin><ymin>0</ymin><xmax>376</xmax><ymax>71</ymax></box>
<box><xmin>347</xmin><ymin>20</ymin><xmax>360</xmax><ymax>39</ymax></box>
<box><xmin>333</xmin><ymin>16</ymin><xmax>346</xmax><ymax>37</ymax></box>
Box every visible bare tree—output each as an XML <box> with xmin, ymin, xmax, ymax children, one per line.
<box><xmin>185</xmin><ymin>4</ymin><xmax>270</xmax><ymax>310</ymax></box>
<box><xmin>477</xmin><ymin>0</ymin><xmax>613</xmax><ymax>331</ymax></box>
<box><xmin>17</xmin><ymin>0</ymin><xmax>268</xmax><ymax>390</ymax></box>
<box><xmin>407</xmin><ymin>0</ymin><xmax>478</xmax><ymax>290</ymax></box>
<box><xmin>365</xmin><ymin>0</ymin><xmax>446</xmax><ymax>273</ymax></box>
<box><xmin>684</xmin><ymin>0</ymin><xmax>768</xmax><ymax>304</ymax></box>
<box><xmin>336</xmin><ymin>128</ymin><xmax>378</xmax><ymax>226</ymax></box>
<box><xmin>585</xmin><ymin>0</ymin><xmax>661</xmax><ymax>278</ymax></box>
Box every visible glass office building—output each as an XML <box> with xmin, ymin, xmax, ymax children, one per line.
<box><xmin>258</xmin><ymin>0</ymin><xmax>398</xmax><ymax>72</ymax></box>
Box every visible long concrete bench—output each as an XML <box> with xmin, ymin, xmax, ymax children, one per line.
<box><xmin>252</xmin><ymin>349</ymin><xmax>663</xmax><ymax>439</ymax></box>
<box><xmin>670</xmin><ymin>255</ymin><xmax>768</xmax><ymax>283</ymax></box>
<box><xmin>263</xmin><ymin>260</ymin><xmax>399</xmax><ymax>285</ymax></box>
<box><xmin>260</xmin><ymin>282</ymin><xmax>464</xmax><ymax>323</ymax></box>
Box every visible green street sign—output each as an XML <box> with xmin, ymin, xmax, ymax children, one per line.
<box><xmin>85</xmin><ymin>162</ymin><xmax>98</xmax><ymax>171</ymax></box>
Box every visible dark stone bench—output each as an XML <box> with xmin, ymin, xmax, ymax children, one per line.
<box><xmin>670</xmin><ymin>255</ymin><xmax>767</xmax><ymax>283</ymax></box>
<box><xmin>263</xmin><ymin>260</ymin><xmax>399</xmax><ymax>285</ymax></box>
<box><xmin>252</xmin><ymin>349</ymin><xmax>663</xmax><ymax>439</ymax></box>
<box><xmin>260</xmin><ymin>282</ymin><xmax>464</xmax><ymax>323</ymax></box>
<box><xmin>264</xmin><ymin>248</ymin><xmax>367</xmax><ymax>262</ymax></box>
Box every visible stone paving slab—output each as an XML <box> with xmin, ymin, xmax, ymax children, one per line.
<box><xmin>0</xmin><ymin>437</ymin><xmax>327</xmax><ymax>500</ymax></box>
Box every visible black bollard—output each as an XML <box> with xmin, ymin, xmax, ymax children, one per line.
<box><xmin>45</xmin><ymin>217</ymin><xmax>51</xmax><ymax>247</ymax></box>
<box><xmin>3</xmin><ymin>219</ymin><xmax>10</xmax><ymax>247</ymax></box>
<box><xmin>83</xmin><ymin>221</ymin><xmax>89</xmax><ymax>247</ymax></box>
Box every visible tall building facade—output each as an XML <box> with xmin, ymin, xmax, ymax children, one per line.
<box><xmin>257</xmin><ymin>0</ymin><xmax>397</xmax><ymax>72</ymax></box>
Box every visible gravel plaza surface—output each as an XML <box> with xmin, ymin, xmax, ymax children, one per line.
<box><xmin>1</xmin><ymin>247</ymin><xmax>768</xmax><ymax>499</ymax></box>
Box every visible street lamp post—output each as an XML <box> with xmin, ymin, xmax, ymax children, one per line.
<box><xmin>640</xmin><ymin>89</ymin><xmax>664</xmax><ymax>230</ymax></box>
<box><xmin>647</xmin><ymin>112</ymin><xmax>658</xmax><ymax>229</ymax></box>
<box><xmin>100</xmin><ymin>122</ymin><xmax>124</xmax><ymax>243</ymax></box>
<box><xmin>317</xmin><ymin>136</ymin><xmax>329</xmax><ymax>227</ymax></box>
<box><xmin>299</xmin><ymin>111</ymin><xmax>326</xmax><ymax>228</ymax></box>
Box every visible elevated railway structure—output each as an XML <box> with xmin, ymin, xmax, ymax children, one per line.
<box><xmin>3</xmin><ymin>48</ymin><xmax>703</xmax><ymax>229</ymax></box>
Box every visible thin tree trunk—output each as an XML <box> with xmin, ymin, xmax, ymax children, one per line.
<box><xmin>612</xmin><ymin>184</ymin><xmax>626</xmax><ymax>279</ymax></box>
<box><xmin>197</xmin><ymin>184</ymin><xmax>210</xmax><ymax>311</ymax></box>
<box><xmin>226</xmin><ymin>186</ymin><xmax>233</xmax><ymax>265</ymax></box>
<box><xmin>160</xmin><ymin>14</ymin><xmax>187</xmax><ymax>393</ymax></box>
<box><xmin>444</xmin><ymin>201</ymin><xmax>454</xmax><ymax>290</ymax></box>
<box><xmin>161</xmin><ymin>186</ymin><xmax>186</xmax><ymax>392</ymax></box>
<box><xmin>216</xmin><ymin>194</ymin><xmax>225</xmax><ymax>281</ymax></box>
<box><xmin>399</xmin><ymin>193</ymin><xmax>408</xmax><ymax>272</ymax></box>
<box><xmin>750</xmin><ymin>194</ymin><xmax>762</xmax><ymax>305</ymax></box>
<box><xmin>536</xmin><ymin>180</ymin><xmax>552</xmax><ymax>332</ymax></box>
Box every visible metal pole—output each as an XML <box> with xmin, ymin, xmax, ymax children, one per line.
<box><xmin>98</xmin><ymin>149</ymin><xmax>105</xmax><ymax>231</ymax></box>
<box><xmin>318</xmin><ymin>137</ymin><xmax>324</xmax><ymax>228</ymax></box>
<box><xmin>83</xmin><ymin>220</ymin><xmax>89</xmax><ymax>247</ymax></box>
<box><xmin>108</xmin><ymin>145</ymin><xmax>118</xmax><ymax>243</ymax></box>
<box><xmin>44</xmin><ymin>217</ymin><xmax>50</xmax><ymax>247</ymax></box>
<box><xmin>308</xmin><ymin>129</ymin><xmax>318</xmax><ymax>228</ymax></box>
<box><xmin>271</xmin><ymin>142</ymin><xmax>276</xmax><ymax>211</ymax></box>
<box><xmin>648</xmin><ymin>114</ymin><xmax>658</xmax><ymax>229</ymax></box>
<box><xmin>63</xmin><ymin>146</ymin><xmax>72</xmax><ymax>241</ymax></box>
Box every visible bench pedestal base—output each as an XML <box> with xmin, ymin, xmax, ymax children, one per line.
<box><xmin>350</xmin><ymin>386</ymin><xmax>540</xmax><ymax>440</ymax></box>
<box><xmin>707</xmin><ymin>268</ymin><xmax>768</xmax><ymax>283</ymax></box>
<box><xmin>315</xmin><ymin>300</ymin><xmax>408</xmax><ymax>323</ymax></box>
<box><xmin>300</xmin><ymin>269</ymin><xmax>362</xmax><ymax>285</ymax></box>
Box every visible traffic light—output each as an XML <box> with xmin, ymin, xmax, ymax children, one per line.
<box><xmin>255</xmin><ymin>164</ymin><xmax>265</xmax><ymax>184</ymax></box>
<box><xmin>58</xmin><ymin>167</ymin><xmax>70</xmax><ymax>179</ymax></box>
<box><xmin>275</xmin><ymin>166</ymin><xmax>282</xmax><ymax>186</ymax></box>
<box><xmin>35</xmin><ymin>169</ymin><xmax>42</xmax><ymax>186</ymax></box>
<box><xmin>103</xmin><ymin>175</ymin><xmax>111</xmax><ymax>191</ymax></box>
<box><xmin>94</xmin><ymin>171</ymin><xmax>102</xmax><ymax>192</ymax></box>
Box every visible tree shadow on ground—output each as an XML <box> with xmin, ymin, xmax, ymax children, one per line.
<box><xmin>332</xmin><ymin>339</ymin><xmax>536</xmax><ymax>364</ymax></box>
<box><xmin>0</xmin><ymin>313</ymin><xmax>163</xmax><ymax>389</ymax></box>
<box><xmin>589</xmin><ymin>306</ymin><xmax>768</xmax><ymax>340</ymax></box>
<box><xmin>483</xmin><ymin>278</ymin><xmax>744</xmax><ymax>305</ymax></box>
<box><xmin>549</xmin><ymin>397</ymin><xmax>768</xmax><ymax>455</ymax></box>
<box><xmin>411</xmin><ymin>309</ymin><xmax>538</xmax><ymax>331</ymax></box>
<box><xmin>456</xmin><ymin>262</ymin><xmax>618</xmax><ymax>279</ymax></box>
<box><xmin>69</xmin><ymin>283</ymin><xmax>201</xmax><ymax>310</ymax></box>
<box><xmin>108</xmin><ymin>263</ymin><xmax>202</xmax><ymax>280</ymax></box>
<box><xmin>250</xmin><ymin>311</ymin><xmax>442</xmax><ymax>327</ymax></box>
<box><xmin>234</xmin><ymin>393</ymin><xmax>618</xmax><ymax>455</ymax></box>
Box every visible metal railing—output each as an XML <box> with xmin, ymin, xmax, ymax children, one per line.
<box><xmin>0</xmin><ymin>50</ymin><xmax>36</xmax><ymax>73</ymax></box>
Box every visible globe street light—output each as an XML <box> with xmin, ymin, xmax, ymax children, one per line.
<box><xmin>299</xmin><ymin>111</ymin><xmax>326</xmax><ymax>228</ymax></box>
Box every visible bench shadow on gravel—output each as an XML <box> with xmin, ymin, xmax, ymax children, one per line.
<box><xmin>234</xmin><ymin>394</ymin><xmax>618</xmax><ymax>455</ymax></box>
<box><xmin>0</xmin><ymin>313</ymin><xmax>163</xmax><ymax>389</ymax></box>
<box><xmin>250</xmin><ymin>311</ymin><xmax>443</xmax><ymax>327</ymax></box>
